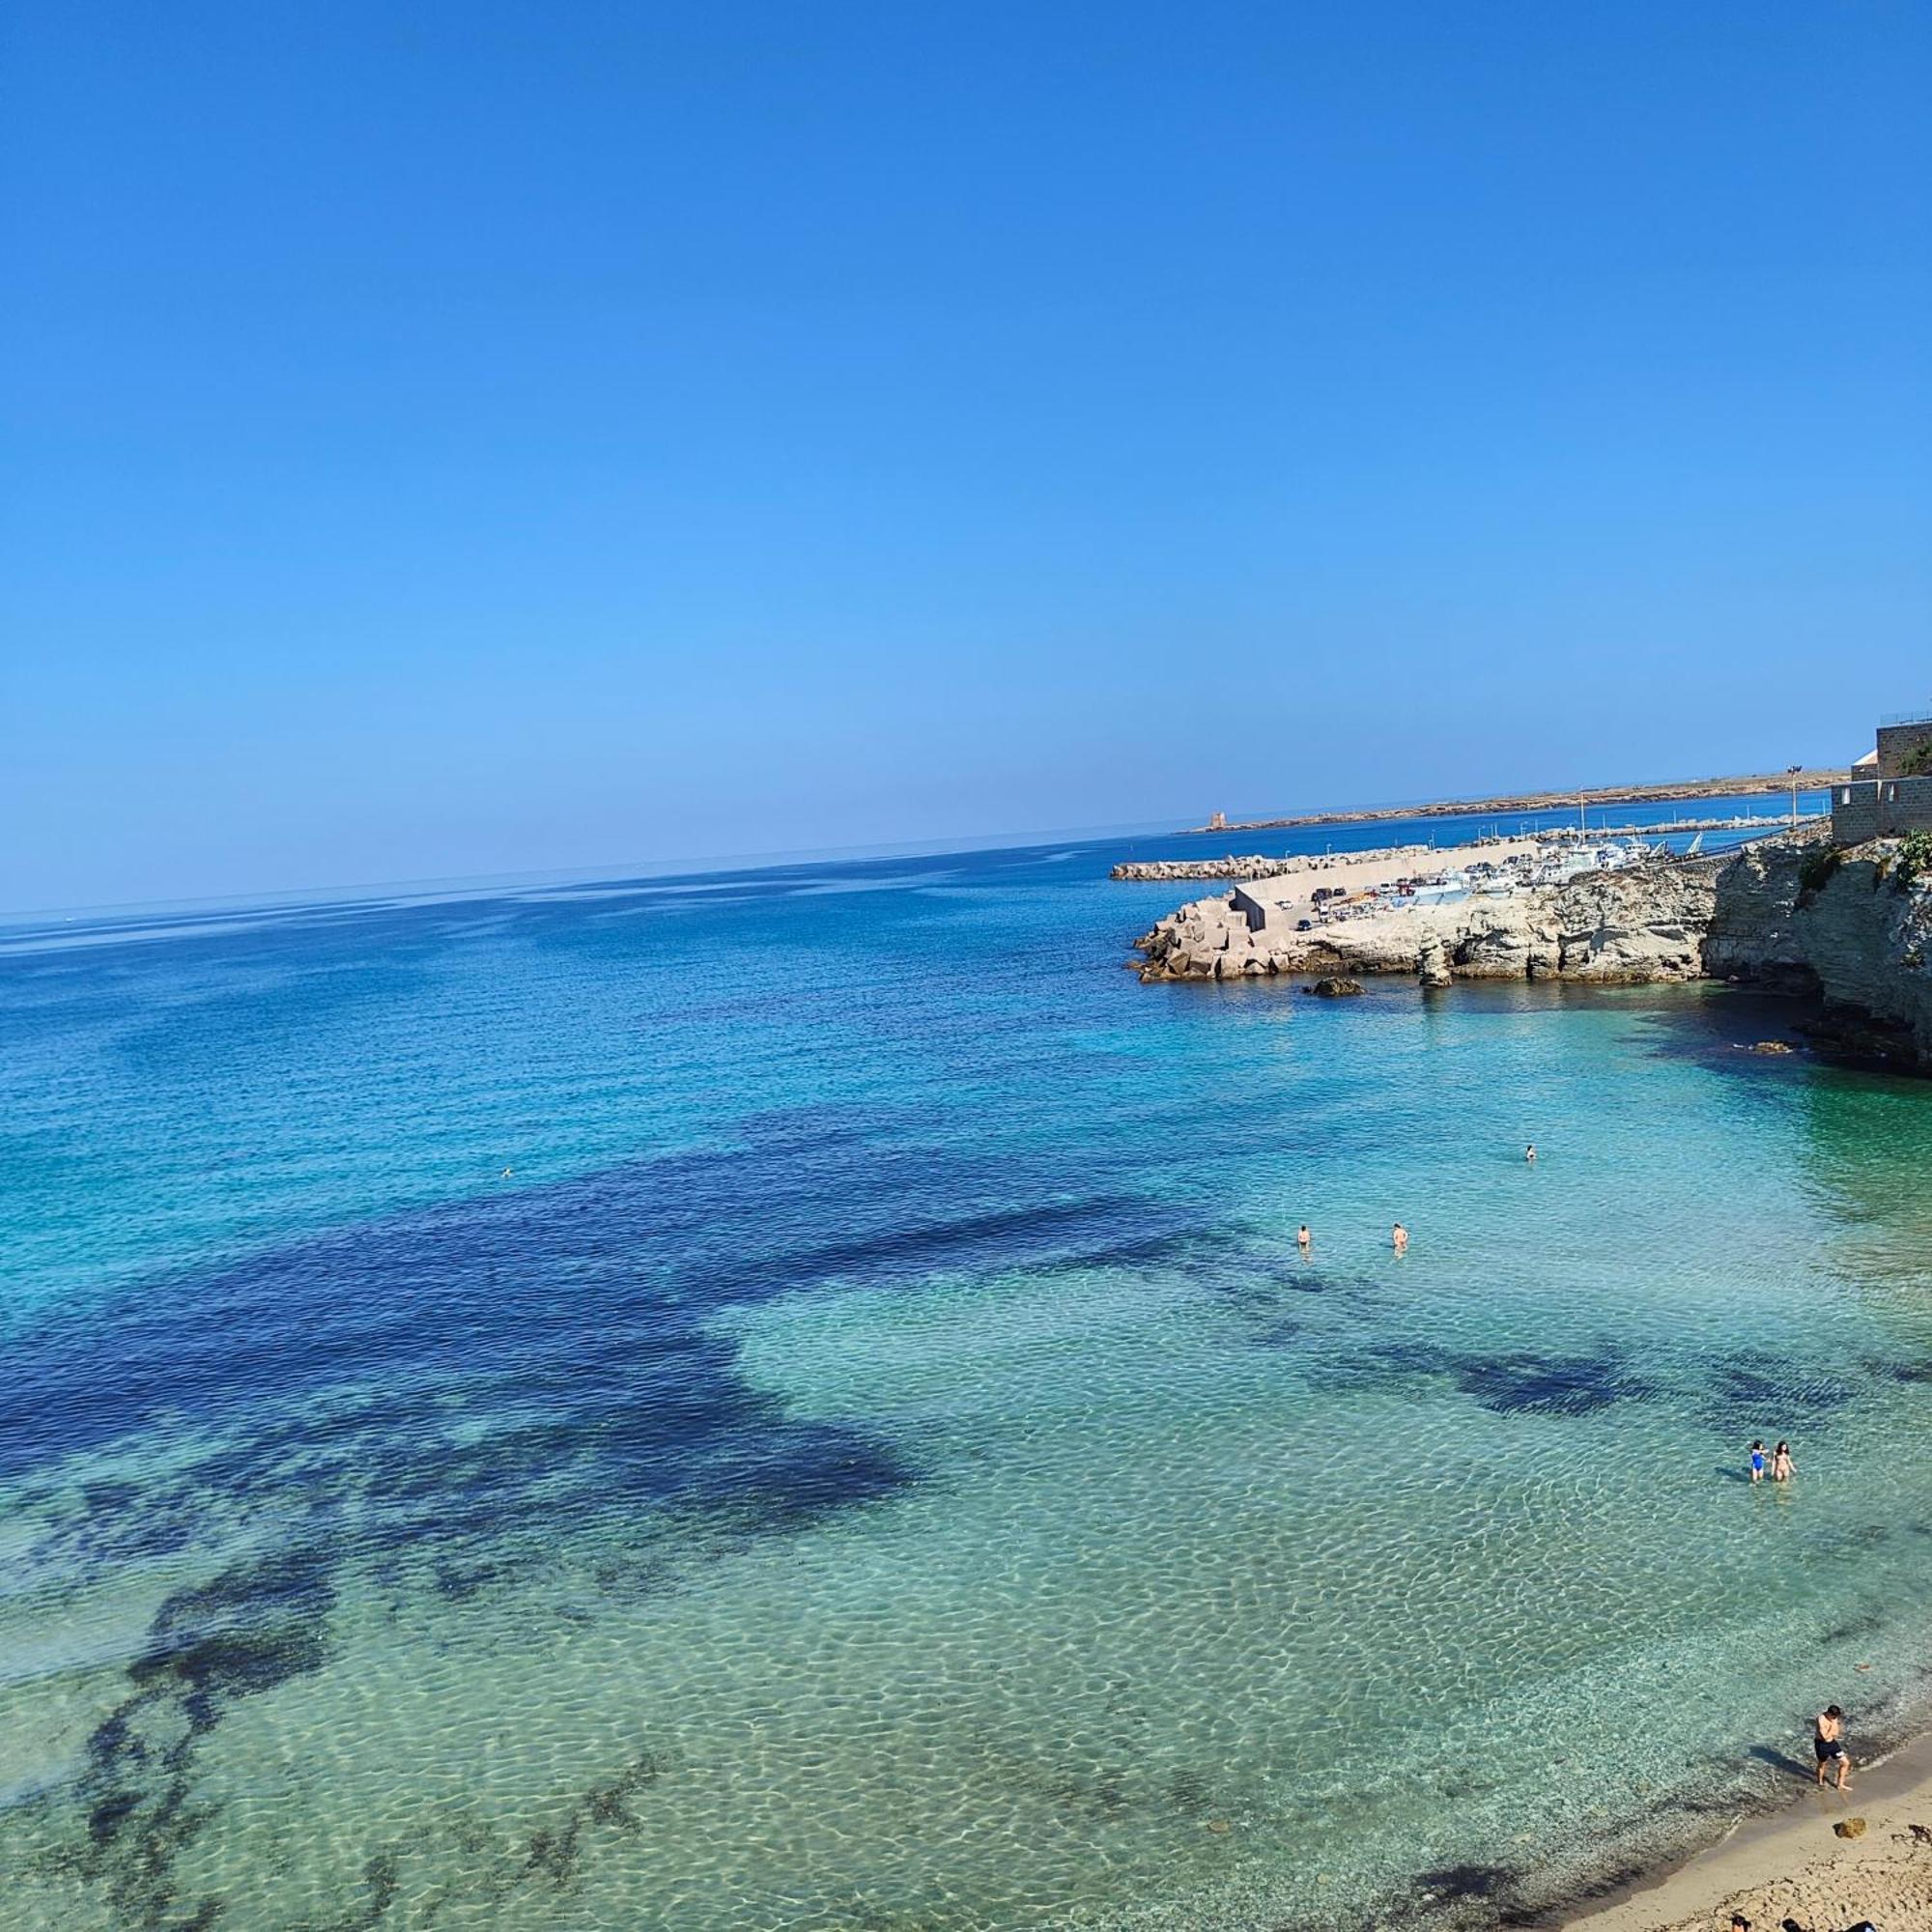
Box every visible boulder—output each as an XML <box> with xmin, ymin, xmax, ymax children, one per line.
<box><xmin>1833</xmin><ymin>1817</ymin><xmax>1867</xmax><ymax>1839</ymax></box>
<box><xmin>1306</xmin><ymin>977</ymin><xmax>1365</xmax><ymax>997</ymax></box>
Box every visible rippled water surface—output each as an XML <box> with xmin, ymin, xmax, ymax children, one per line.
<box><xmin>5</xmin><ymin>808</ymin><xmax>1931</xmax><ymax>1930</ymax></box>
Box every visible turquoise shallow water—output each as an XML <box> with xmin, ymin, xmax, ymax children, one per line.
<box><xmin>4</xmin><ymin>804</ymin><xmax>1931</xmax><ymax>1930</ymax></box>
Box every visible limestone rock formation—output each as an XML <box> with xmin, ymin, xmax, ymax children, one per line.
<box><xmin>1306</xmin><ymin>977</ymin><xmax>1364</xmax><ymax>997</ymax></box>
<box><xmin>1130</xmin><ymin>832</ymin><xmax>1932</xmax><ymax>1069</ymax></box>
<box><xmin>1704</xmin><ymin>836</ymin><xmax>1932</xmax><ymax>1064</ymax></box>
<box><xmin>1135</xmin><ymin>858</ymin><xmax>1721</xmax><ymax>990</ymax></box>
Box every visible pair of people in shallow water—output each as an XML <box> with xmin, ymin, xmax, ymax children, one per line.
<box><xmin>1293</xmin><ymin>1144</ymin><xmax>1526</xmax><ymax>1258</ymax></box>
<box><xmin>1294</xmin><ymin>1222</ymin><xmax>1406</xmax><ymax>1254</ymax></box>
<box><xmin>1748</xmin><ymin>1439</ymin><xmax>1795</xmax><ymax>1483</ymax></box>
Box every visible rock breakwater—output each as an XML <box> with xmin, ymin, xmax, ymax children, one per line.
<box><xmin>1112</xmin><ymin>844</ymin><xmax>1440</xmax><ymax>884</ymax></box>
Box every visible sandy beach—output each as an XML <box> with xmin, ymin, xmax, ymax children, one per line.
<box><xmin>1565</xmin><ymin>1729</ymin><xmax>1932</xmax><ymax>1932</ymax></box>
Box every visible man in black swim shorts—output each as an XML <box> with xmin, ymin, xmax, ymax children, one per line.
<box><xmin>1813</xmin><ymin>1703</ymin><xmax>1851</xmax><ymax>1791</ymax></box>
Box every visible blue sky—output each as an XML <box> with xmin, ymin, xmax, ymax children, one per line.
<box><xmin>5</xmin><ymin>2</ymin><xmax>1929</xmax><ymax>910</ymax></box>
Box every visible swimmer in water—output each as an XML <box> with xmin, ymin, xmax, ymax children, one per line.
<box><xmin>1772</xmin><ymin>1441</ymin><xmax>1795</xmax><ymax>1482</ymax></box>
<box><xmin>1391</xmin><ymin>1222</ymin><xmax>1408</xmax><ymax>1256</ymax></box>
<box><xmin>1524</xmin><ymin>1142</ymin><xmax>1537</xmax><ymax>1163</ymax></box>
<box><xmin>1748</xmin><ymin>1438</ymin><xmax>1766</xmax><ymax>1483</ymax></box>
<box><xmin>1296</xmin><ymin>1224</ymin><xmax>1311</xmax><ymax>1252</ymax></box>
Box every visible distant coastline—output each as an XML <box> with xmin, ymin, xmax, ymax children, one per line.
<box><xmin>1183</xmin><ymin>768</ymin><xmax>1842</xmax><ymax>835</ymax></box>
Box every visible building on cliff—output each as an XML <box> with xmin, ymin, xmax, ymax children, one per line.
<box><xmin>1830</xmin><ymin>707</ymin><xmax>1932</xmax><ymax>843</ymax></box>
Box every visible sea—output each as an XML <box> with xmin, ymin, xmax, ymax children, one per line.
<box><xmin>5</xmin><ymin>794</ymin><xmax>1931</xmax><ymax>1932</ymax></box>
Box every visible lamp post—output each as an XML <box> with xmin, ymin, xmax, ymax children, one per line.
<box><xmin>1786</xmin><ymin>763</ymin><xmax>1802</xmax><ymax>831</ymax></box>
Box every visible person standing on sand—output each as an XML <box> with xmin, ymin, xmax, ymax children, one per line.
<box><xmin>1814</xmin><ymin>1704</ymin><xmax>1852</xmax><ymax>1790</ymax></box>
<box><xmin>1772</xmin><ymin>1441</ymin><xmax>1794</xmax><ymax>1482</ymax></box>
<box><xmin>1296</xmin><ymin>1224</ymin><xmax>1311</xmax><ymax>1253</ymax></box>
<box><xmin>1748</xmin><ymin>1439</ymin><xmax>1766</xmax><ymax>1483</ymax></box>
<box><xmin>1391</xmin><ymin>1222</ymin><xmax>1408</xmax><ymax>1256</ymax></box>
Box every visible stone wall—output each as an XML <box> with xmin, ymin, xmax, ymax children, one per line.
<box><xmin>1876</xmin><ymin>718</ymin><xmax>1932</xmax><ymax>780</ymax></box>
<box><xmin>1832</xmin><ymin>784</ymin><xmax>1880</xmax><ymax>844</ymax></box>
<box><xmin>1831</xmin><ymin>776</ymin><xmax>1932</xmax><ymax>844</ymax></box>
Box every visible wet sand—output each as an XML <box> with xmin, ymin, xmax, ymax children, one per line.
<box><xmin>1564</xmin><ymin>1728</ymin><xmax>1932</xmax><ymax>1932</ymax></box>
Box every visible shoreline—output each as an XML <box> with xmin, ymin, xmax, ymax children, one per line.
<box><xmin>1184</xmin><ymin>771</ymin><xmax>1841</xmax><ymax>837</ymax></box>
<box><xmin>1560</xmin><ymin>1722</ymin><xmax>1932</xmax><ymax>1931</ymax></box>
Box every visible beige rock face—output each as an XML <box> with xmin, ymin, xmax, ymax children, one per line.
<box><xmin>1132</xmin><ymin>832</ymin><xmax>1932</xmax><ymax>1068</ymax></box>
<box><xmin>1705</xmin><ymin>838</ymin><xmax>1932</xmax><ymax>1062</ymax></box>
<box><xmin>1135</xmin><ymin>857</ymin><xmax>1722</xmax><ymax>989</ymax></box>
<box><xmin>1551</xmin><ymin>862</ymin><xmax>1719</xmax><ymax>980</ymax></box>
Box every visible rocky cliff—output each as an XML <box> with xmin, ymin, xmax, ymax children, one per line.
<box><xmin>1704</xmin><ymin>838</ymin><xmax>1932</xmax><ymax>1063</ymax></box>
<box><xmin>1132</xmin><ymin>835</ymin><xmax>1932</xmax><ymax>1067</ymax></box>
<box><xmin>1134</xmin><ymin>856</ymin><xmax>1722</xmax><ymax>987</ymax></box>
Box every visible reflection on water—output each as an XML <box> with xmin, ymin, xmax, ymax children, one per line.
<box><xmin>2</xmin><ymin>818</ymin><xmax>1929</xmax><ymax>1929</ymax></box>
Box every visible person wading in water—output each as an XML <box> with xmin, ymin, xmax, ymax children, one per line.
<box><xmin>1814</xmin><ymin>1704</ymin><xmax>1852</xmax><ymax>1791</ymax></box>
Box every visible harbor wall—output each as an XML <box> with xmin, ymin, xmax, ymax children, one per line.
<box><xmin>1831</xmin><ymin>776</ymin><xmax>1932</xmax><ymax>844</ymax></box>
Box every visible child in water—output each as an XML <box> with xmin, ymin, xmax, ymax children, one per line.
<box><xmin>1748</xmin><ymin>1439</ymin><xmax>1766</xmax><ymax>1483</ymax></box>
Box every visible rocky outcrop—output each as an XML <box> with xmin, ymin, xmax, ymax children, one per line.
<box><xmin>1131</xmin><ymin>831</ymin><xmax>1932</xmax><ymax>1069</ymax></box>
<box><xmin>1701</xmin><ymin>838</ymin><xmax>1816</xmax><ymax>990</ymax></box>
<box><xmin>1417</xmin><ymin>930</ymin><xmax>1453</xmax><ymax>988</ymax></box>
<box><xmin>1550</xmin><ymin>861</ymin><xmax>1716</xmax><ymax>981</ymax></box>
<box><xmin>1134</xmin><ymin>857</ymin><xmax>1722</xmax><ymax>988</ymax></box>
<box><xmin>1305</xmin><ymin>977</ymin><xmax>1364</xmax><ymax>997</ymax></box>
<box><xmin>1704</xmin><ymin>837</ymin><xmax>1932</xmax><ymax>1064</ymax></box>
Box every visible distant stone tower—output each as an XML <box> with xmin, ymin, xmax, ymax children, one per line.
<box><xmin>1208</xmin><ymin>810</ymin><xmax>1227</xmax><ymax>831</ymax></box>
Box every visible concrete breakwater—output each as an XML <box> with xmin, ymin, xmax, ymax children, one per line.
<box><xmin>1132</xmin><ymin>832</ymin><xmax>1932</xmax><ymax>1066</ymax></box>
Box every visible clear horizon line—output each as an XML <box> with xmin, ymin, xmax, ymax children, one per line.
<box><xmin>1</xmin><ymin>775</ymin><xmax>1839</xmax><ymax>926</ymax></box>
